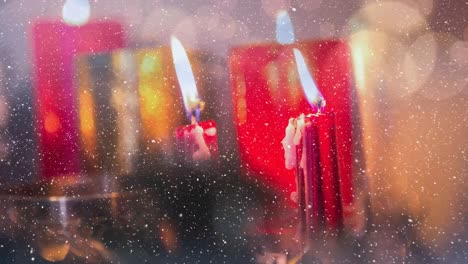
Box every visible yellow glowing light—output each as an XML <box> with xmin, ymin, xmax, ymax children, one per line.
<box><xmin>79</xmin><ymin>92</ymin><xmax>96</xmax><ymax>137</ymax></box>
<box><xmin>351</xmin><ymin>43</ymin><xmax>366</xmax><ymax>92</ymax></box>
<box><xmin>137</xmin><ymin>49</ymin><xmax>180</xmax><ymax>146</ymax></box>
<box><xmin>264</xmin><ymin>61</ymin><xmax>281</xmax><ymax>104</ymax></box>
<box><xmin>76</xmin><ymin>57</ymin><xmax>96</xmax><ymax>156</ymax></box>
<box><xmin>349</xmin><ymin>30</ymin><xmax>389</xmax><ymax>94</ymax></box>
<box><xmin>140</xmin><ymin>55</ymin><xmax>158</xmax><ymax>73</ymax></box>
<box><xmin>236</xmin><ymin>76</ymin><xmax>247</xmax><ymax>125</ymax></box>
<box><xmin>39</xmin><ymin>242</ymin><xmax>70</xmax><ymax>262</ymax></box>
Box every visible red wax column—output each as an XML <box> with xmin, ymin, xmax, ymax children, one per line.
<box><xmin>175</xmin><ymin>120</ymin><xmax>218</xmax><ymax>165</ymax></box>
<box><xmin>32</xmin><ymin>21</ymin><xmax>125</xmax><ymax>178</ymax></box>
<box><xmin>313</xmin><ymin>113</ymin><xmax>342</xmax><ymax>230</ymax></box>
<box><xmin>298</xmin><ymin>113</ymin><xmax>342</xmax><ymax>237</ymax></box>
<box><xmin>302</xmin><ymin>119</ymin><xmax>323</xmax><ymax>236</ymax></box>
<box><xmin>295</xmin><ymin>139</ymin><xmax>306</xmax><ymax>242</ymax></box>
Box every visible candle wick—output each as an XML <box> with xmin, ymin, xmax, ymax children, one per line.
<box><xmin>189</xmin><ymin>100</ymin><xmax>205</xmax><ymax>124</ymax></box>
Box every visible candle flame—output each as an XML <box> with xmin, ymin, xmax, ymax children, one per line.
<box><xmin>170</xmin><ymin>36</ymin><xmax>202</xmax><ymax>122</ymax></box>
<box><xmin>293</xmin><ymin>48</ymin><xmax>325</xmax><ymax>111</ymax></box>
<box><xmin>276</xmin><ymin>10</ymin><xmax>325</xmax><ymax>111</ymax></box>
<box><xmin>276</xmin><ymin>10</ymin><xmax>295</xmax><ymax>44</ymax></box>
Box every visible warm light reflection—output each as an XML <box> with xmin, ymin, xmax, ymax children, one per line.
<box><xmin>76</xmin><ymin>58</ymin><xmax>96</xmax><ymax>157</ymax></box>
<box><xmin>235</xmin><ymin>76</ymin><xmax>247</xmax><ymax>125</ymax></box>
<box><xmin>348</xmin><ymin>30</ymin><xmax>389</xmax><ymax>94</ymax></box>
<box><xmin>350</xmin><ymin>39</ymin><xmax>367</xmax><ymax>92</ymax></box>
<box><xmin>78</xmin><ymin>92</ymin><xmax>96</xmax><ymax>137</ymax></box>
<box><xmin>137</xmin><ymin>49</ymin><xmax>180</xmax><ymax>148</ymax></box>
<box><xmin>62</xmin><ymin>0</ymin><xmax>90</xmax><ymax>26</ymax></box>
<box><xmin>171</xmin><ymin>36</ymin><xmax>201</xmax><ymax>120</ymax></box>
<box><xmin>39</xmin><ymin>242</ymin><xmax>70</xmax><ymax>262</ymax></box>
<box><xmin>111</xmin><ymin>51</ymin><xmax>139</xmax><ymax>174</ymax></box>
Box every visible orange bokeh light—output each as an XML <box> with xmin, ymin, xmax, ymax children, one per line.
<box><xmin>44</xmin><ymin>112</ymin><xmax>61</xmax><ymax>134</ymax></box>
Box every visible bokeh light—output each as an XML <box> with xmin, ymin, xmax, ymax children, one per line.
<box><xmin>62</xmin><ymin>0</ymin><xmax>90</xmax><ymax>26</ymax></box>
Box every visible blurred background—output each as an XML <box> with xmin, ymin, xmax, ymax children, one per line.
<box><xmin>0</xmin><ymin>0</ymin><xmax>466</xmax><ymax>263</ymax></box>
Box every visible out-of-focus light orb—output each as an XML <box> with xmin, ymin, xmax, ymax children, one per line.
<box><xmin>402</xmin><ymin>33</ymin><xmax>437</xmax><ymax>96</ymax></box>
<box><xmin>360</xmin><ymin>1</ymin><xmax>426</xmax><ymax>35</ymax></box>
<box><xmin>399</xmin><ymin>0</ymin><xmax>433</xmax><ymax>16</ymax></box>
<box><xmin>62</xmin><ymin>0</ymin><xmax>90</xmax><ymax>26</ymax></box>
<box><xmin>276</xmin><ymin>10</ymin><xmax>295</xmax><ymax>44</ymax></box>
<box><xmin>420</xmin><ymin>33</ymin><xmax>467</xmax><ymax>100</ymax></box>
<box><xmin>449</xmin><ymin>40</ymin><xmax>468</xmax><ymax>67</ymax></box>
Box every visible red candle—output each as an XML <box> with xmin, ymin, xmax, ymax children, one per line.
<box><xmin>288</xmin><ymin>112</ymin><xmax>342</xmax><ymax>241</ymax></box>
<box><xmin>307</xmin><ymin>113</ymin><xmax>342</xmax><ymax>231</ymax></box>
<box><xmin>302</xmin><ymin>117</ymin><xmax>322</xmax><ymax>236</ymax></box>
<box><xmin>32</xmin><ymin>21</ymin><xmax>125</xmax><ymax>179</ymax></box>
<box><xmin>231</xmin><ymin>40</ymin><xmax>355</xmax><ymax>223</ymax></box>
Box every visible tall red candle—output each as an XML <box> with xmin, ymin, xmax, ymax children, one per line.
<box><xmin>293</xmin><ymin>112</ymin><xmax>342</xmax><ymax>241</ymax></box>
<box><xmin>32</xmin><ymin>21</ymin><xmax>125</xmax><ymax>179</ymax></box>
<box><xmin>302</xmin><ymin>118</ymin><xmax>322</xmax><ymax>235</ymax></box>
<box><xmin>230</xmin><ymin>41</ymin><xmax>355</xmax><ymax>213</ymax></box>
<box><xmin>308</xmin><ymin>114</ymin><xmax>342</xmax><ymax>231</ymax></box>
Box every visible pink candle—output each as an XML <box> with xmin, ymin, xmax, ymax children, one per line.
<box><xmin>175</xmin><ymin>120</ymin><xmax>218</xmax><ymax>164</ymax></box>
<box><xmin>171</xmin><ymin>36</ymin><xmax>218</xmax><ymax>165</ymax></box>
<box><xmin>32</xmin><ymin>21</ymin><xmax>125</xmax><ymax>179</ymax></box>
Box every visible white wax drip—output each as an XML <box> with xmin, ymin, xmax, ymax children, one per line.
<box><xmin>192</xmin><ymin>124</ymin><xmax>211</xmax><ymax>161</ymax></box>
<box><xmin>282</xmin><ymin>114</ymin><xmax>306</xmax><ymax>170</ymax></box>
<box><xmin>282</xmin><ymin>118</ymin><xmax>297</xmax><ymax>170</ymax></box>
